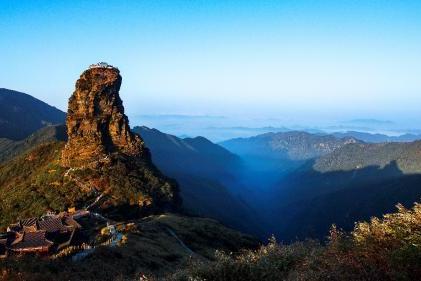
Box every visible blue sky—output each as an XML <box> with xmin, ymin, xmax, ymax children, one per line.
<box><xmin>1</xmin><ymin>0</ymin><xmax>421</xmax><ymax>133</ymax></box>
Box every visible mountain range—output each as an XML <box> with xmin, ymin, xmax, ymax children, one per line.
<box><xmin>270</xmin><ymin>141</ymin><xmax>421</xmax><ymax>240</ymax></box>
<box><xmin>1</xmin><ymin>82</ymin><xmax>421</xmax><ymax>279</ymax></box>
<box><xmin>132</xmin><ymin>126</ymin><xmax>263</xmax><ymax>236</ymax></box>
<box><xmin>219</xmin><ymin>131</ymin><xmax>421</xmax><ymax>240</ymax></box>
<box><xmin>1</xmin><ymin>83</ymin><xmax>421</xmax><ymax>248</ymax></box>
<box><xmin>332</xmin><ymin>131</ymin><xmax>421</xmax><ymax>143</ymax></box>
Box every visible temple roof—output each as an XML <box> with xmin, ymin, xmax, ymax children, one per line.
<box><xmin>38</xmin><ymin>217</ymin><xmax>67</xmax><ymax>233</ymax></box>
<box><xmin>10</xmin><ymin>231</ymin><xmax>53</xmax><ymax>250</ymax></box>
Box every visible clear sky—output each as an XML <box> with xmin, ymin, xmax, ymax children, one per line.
<box><xmin>1</xmin><ymin>0</ymin><xmax>421</xmax><ymax>130</ymax></box>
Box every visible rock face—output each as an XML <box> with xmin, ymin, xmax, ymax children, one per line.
<box><xmin>61</xmin><ymin>66</ymin><xmax>146</xmax><ymax>168</ymax></box>
<box><xmin>58</xmin><ymin>64</ymin><xmax>180</xmax><ymax>215</ymax></box>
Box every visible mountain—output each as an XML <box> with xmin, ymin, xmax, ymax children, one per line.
<box><xmin>0</xmin><ymin>88</ymin><xmax>65</xmax><ymax>140</ymax></box>
<box><xmin>220</xmin><ymin>131</ymin><xmax>357</xmax><ymax>161</ymax></box>
<box><xmin>272</xmin><ymin>141</ymin><xmax>421</xmax><ymax>241</ymax></box>
<box><xmin>133</xmin><ymin>126</ymin><xmax>264</xmax><ymax>237</ymax></box>
<box><xmin>0</xmin><ymin>65</ymin><xmax>180</xmax><ymax>228</ymax></box>
<box><xmin>0</xmin><ymin>124</ymin><xmax>66</xmax><ymax>163</ymax></box>
<box><xmin>0</xmin><ymin>65</ymin><xmax>262</xmax><ymax>281</ymax></box>
<box><xmin>332</xmin><ymin>131</ymin><xmax>421</xmax><ymax>143</ymax></box>
<box><xmin>220</xmin><ymin>131</ymin><xmax>359</xmax><ymax>161</ymax></box>
<box><xmin>221</xmin><ymin>131</ymin><xmax>421</xmax><ymax>241</ymax></box>
<box><xmin>134</xmin><ymin>126</ymin><xmax>242</xmax><ymax>181</ymax></box>
<box><xmin>219</xmin><ymin>130</ymin><xmax>360</xmax><ymax>188</ymax></box>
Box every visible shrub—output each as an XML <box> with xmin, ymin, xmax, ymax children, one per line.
<box><xmin>169</xmin><ymin>237</ymin><xmax>321</xmax><ymax>281</ymax></box>
<box><xmin>168</xmin><ymin>202</ymin><xmax>421</xmax><ymax>281</ymax></box>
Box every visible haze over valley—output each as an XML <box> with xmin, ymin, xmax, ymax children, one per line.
<box><xmin>1</xmin><ymin>1</ymin><xmax>421</xmax><ymax>280</ymax></box>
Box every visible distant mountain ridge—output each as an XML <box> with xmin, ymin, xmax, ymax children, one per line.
<box><xmin>332</xmin><ymin>131</ymin><xmax>421</xmax><ymax>143</ymax></box>
<box><xmin>220</xmin><ymin>131</ymin><xmax>359</xmax><ymax>161</ymax></box>
<box><xmin>0</xmin><ymin>88</ymin><xmax>65</xmax><ymax>140</ymax></box>
<box><xmin>135</xmin><ymin>126</ymin><xmax>242</xmax><ymax>179</ymax></box>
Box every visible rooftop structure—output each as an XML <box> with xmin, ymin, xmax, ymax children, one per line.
<box><xmin>3</xmin><ymin>211</ymin><xmax>85</xmax><ymax>256</ymax></box>
<box><xmin>38</xmin><ymin>217</ymin><xmax>69</xmax><ymax>233</ymax></box>
<box><xmin>8</xmin><ymin>215</ymin><xmax>79</xmax><ymax>234</ymax></box>
<box><xmin>89</xmin><ymin>62</ymin><xmax>115</xmax><ymax>69</ymax></box>
<box><xmin>9</xmin><ymin>231</ymin><xmax>53</xmax><ymax>254</ymax></box>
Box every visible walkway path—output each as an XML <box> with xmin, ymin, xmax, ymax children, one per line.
<box><xmin>165</xmin><ymin>227</ymin><xmax>206</xmax><ymax>261</ymax></box>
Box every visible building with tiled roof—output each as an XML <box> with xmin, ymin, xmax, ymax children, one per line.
<box><xmin>20</xmin><ymin>217</ymin><xmax>38</xmax><ymax>227</ymax></box>
<box><xmin>38</xmin><ymin>217</ymin><xmax>68</xmax><ymax>233</ymax></box>
<box><xmin>20</xmin><ymin>217</ymin><xmax>38</xmax><ymax>232</ymax></box>
<box><xmin>7</xmin><ymin>215</ymin><xmax>80</xmax><ymax>235</ymax></box>
<box><xmin>3</xmin><ymin>211</ymin><xmax>87</xmax><ymax>256</ymax></box>
<box><xmin>9</xmin><ymin>231</ymin><xmax>53</xmax><ymax>254</ymax></box>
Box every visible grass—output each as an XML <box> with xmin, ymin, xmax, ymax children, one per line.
<box><xmin>169</xmin><ymin>202</ymin><xmax>421</xmax><ymax>281</ymax></box>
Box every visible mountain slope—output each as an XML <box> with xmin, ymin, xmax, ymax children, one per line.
<box><xmin>218</xmin><ymin>131</ymin><xmax>361</xmax><ymax>237</ymax></box>
<box><xmin>134</xmin><ymin>126</ymin><xmax>242</xmax><ymax>181</ymax></box>
<box><xmin>272</xmin><ymin>141</ymin><xmax>421</xmax><ymax>241</ymax></box>
<box><xmin>0</xmin><ymin>65</ymin><xmax>180</xmax><ymax>228</ymax></box>
<box><xmin>0</xmin><ymin>213</ymin><xmax>258</xmax><ymax>280</ymax></box>
<box><xmin>0</xmin><ymin>124</ymin><xmax>66</xmax><ymax>163</ymax></box>
<box><xmin>133</xmin><ymin>126</ymin><xmax>264</xmax><ymax>237</ymax></box>
<box><xmin>0</xmin><ymin>88</ymin><xmax>65</xmax><ymax>140</ymax></box>
<box><xmin>220</xmin><ymin>131</ymin><xmax>360</xmax><ymax>181</ymax></box>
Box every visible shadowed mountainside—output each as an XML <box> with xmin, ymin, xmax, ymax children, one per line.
<box><xmin>219</xmin><ymin>131</ymin><xmax>362</xmax><ymax>236</ymax></box>
<box><xmin>0</xmin><ymin>124</ymin><xmax>67</xmax><ymax>163</ymax></box>
<box><xmin>0</xmin><ymin>88</ymin><xmax>65</xmax><ymax>140</ymax></box>
<box><xmin>133</xmin><ymin>126</ymin><xmax>265</xmax><ymax>237</ymax></box>
<box><xmin>219</xmin><ymin>131</ymin><xmax>361</xmax><ymax>187</ymax></box>
<box><xmin>134</xmin><ymin>126</ymin><xmax>242</xmax><ymax>181</ymax></box>
<box><xmin>271</xmin><ymin>141</ymin><xmax>421</xmax><ymax>241</ymax></box>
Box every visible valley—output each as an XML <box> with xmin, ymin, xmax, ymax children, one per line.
<box><xmin>2</xmin><ymin>1</ymin><xmax>421</xmax><ymax>279</ymax></box>
<box><xmin>0</xmin><ymin>66</ymin><xmax>420</xmax><ymax>280</ymax></box>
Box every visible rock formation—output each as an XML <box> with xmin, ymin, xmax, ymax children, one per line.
<box><xmin>61</xmin><ymin>65</ymin><xmax>147</xmax><ymax>168</ymax></box>
<box><xmin>59</xmin><ymin>63</ymin><xmax>180</xmax><ymax>214</ymax></box>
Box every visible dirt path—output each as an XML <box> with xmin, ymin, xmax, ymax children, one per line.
<box><xmin>165</xmin><ymin>227</ymin><xmax>206</xmax><ymax>261</ymax></box>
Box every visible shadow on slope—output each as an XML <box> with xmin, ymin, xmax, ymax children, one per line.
<box><xmin>0</xmin><ymin>88</ymin><xmax>65</xmax><ymax>140</ymax></box>
<box><xmin>272</xmin><ymin>160</ymin><xmax>421</xmax><ymax>241</ymax></box>
<box><xmin>133</xmin><ymin>126</ymin><xmax>267</xmax><ymax>238</ymax></box>
<box><xmin>0</xmin><ymin>124</ymin><xmax>67</xmax><ymax>163</ymax></box>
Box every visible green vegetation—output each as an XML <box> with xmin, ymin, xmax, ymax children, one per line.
<box><xmin>0</xmin><ymin>141</ymin><xmax>88</xmax><ymax>229</ymax></box>
<box><xmin>0</xmin><ymin>124</ymin><xmax>66</xmax><ymax>164</ymax></box>
<box><xmin>0</xmin><ymin>214</ymin><xmax>257</xmax><ymax>281</ymax></box>
<box><xmin>1</xmin><ymin>203</ymin><xmax>419</xmax><ymax>280</ymax></box>
<box><xmin>0</xmin><ymin>139</ymin><xmax>178</xmax><ymax>229</ymax></box>
<box><xmin>220</xmin><ymin>131</ymin><xmax>358</xmax><ymax>161</ymax></box>
<box><xmin>170</xmin><ymin>202</ymin><xmax>421</xmax><ymax>281</ymax></box>
<box><xmin>273</xmin><ymin>140</ymin><xmax>421</xmax><ymax>241</ymax></box>
<box><xmin>314</xmin><ymin>141</ymin><xmax>421</xmax><ymax>173</ymax></box>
